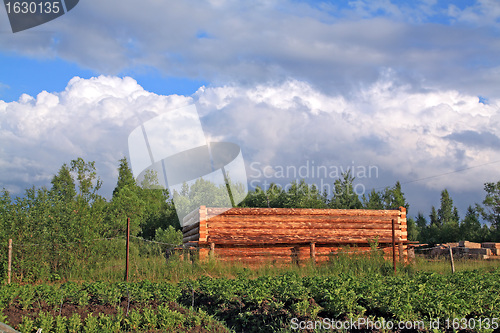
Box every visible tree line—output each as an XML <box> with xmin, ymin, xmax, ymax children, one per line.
<box><xmin>240</xmin><ymin>171</ymin><xmax>500</xmax><ymax>244</ymax></box>
<box><xmin>1</xmin><ymin>157</ymin><xmax>499</xmax><ymax>281</ymax></box>
<box><xmin>0</xmin><ymin>157</ymin><xmax>181</xmax><ymax>282</ymax></box>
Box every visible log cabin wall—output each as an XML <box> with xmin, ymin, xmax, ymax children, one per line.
<box><xmin>182</xmin><ymin>206</ymin><xmax>408</xmax><ymax>265</ymax></box>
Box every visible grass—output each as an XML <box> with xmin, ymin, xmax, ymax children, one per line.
<box><xmin>7</xmin><ymin>240</ymin><xmax>500</xmax><ymax>285</ymax></box>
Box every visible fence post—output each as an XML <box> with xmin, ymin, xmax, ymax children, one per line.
<box><xmin>310</xmin><ymin>242</ymin><xmax>316</xmax><ymax>264</ymax></box>
<box><xmin>7</xmin><ymin>239</ymin><xmax>12</xmax><ymax>284</ymax></box>
<box><xmin>125</xmin><ymin>217</ymin><xmax>130</xmax><ymax>282</ymax></box>
<box><xmin>391</xmin><ymin>219</ymin><xmax>396</xmax><ymax>274</ymax></box>
<box><xmin>209</xmin><ymin>242</ymin><xmax>215</xmax><ymax>259</ymax></box>
<box><xmin>448</xmin><ymin>245</ymin><xmax>455</xmax><ymax>274</ymax></box>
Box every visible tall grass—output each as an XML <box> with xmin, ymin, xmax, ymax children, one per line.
<box><xmin>9</xmin><ymin>240</ymin><xmax>500</xmax><ymax>284</ymax></box>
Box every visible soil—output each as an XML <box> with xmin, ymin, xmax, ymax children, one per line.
<box><xmin>1</xmin><ymin>299</ymin><xmax>230</xmax><ymax>332</ymax></box>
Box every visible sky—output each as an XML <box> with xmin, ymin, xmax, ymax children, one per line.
<box><xmin>0</xmin><ymin>0</ymin><xmax>500</xmax><ymax>220</ymax></box>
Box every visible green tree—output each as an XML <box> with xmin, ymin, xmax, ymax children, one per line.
<box><xmin>415</xmin><ymin>212</ymin><xmax>430</xmax><ymax>243</ymax></box>
<box><xmin>239</xmin><ymin>186</ymin><xmax>269</xmax><ymax>208</ymax></box>
<box><xmin>429</xmin><ymin>206</ymin><xmax>439</xmax><ymax>227</ymax></box>
<box><xmin>50</xmin><ymin>164</ymin><xmax>76</xmax><ymax>202</ymax></box>
<box><xmin>281</xmin><ymin>180</ymin><xmax>327</xmax><ymax>208</ymax></box>
<box><xmin>113</xmin><ymin>157</ymin><xmax>137</xmax><ymax>197</ymax></box>
<box><xmin>329</xmin><ymin>171</ymin><xmax>362</xmax><ymax>209</ymax></box>
<box><xmin>139</xmin><ymin>170</ymin><xmax>178</xmax><ymax>239</ymax></box>
<box><xmin>406</xmin><ymin>216</ymin><xmax>419</xmax><ymax>241</ymax></box>
<box><xmin>460</xmin><ymin>206</ymin><xmax>484</xmax><ymax>242</ymax></box>
<box><xmin>382</xmin><ymin>181</ymin><xmax>409</xmax><ymax>212</ymax></box>
<box><xmin>362</xmin><ymin>189</ymin><xmax>384</xmax><ymax>210</ymax></box>
<box><xmin>437</xmin><ymin>189</ymin><xmax>460</xmax><ymax>242</ymax></box>
<box><xmin>70</xmin><ymin>158</ymin><xmax>103</xmax><ymax>203</ymax></box>
<box><xmin>479</xmin><ymin>181</ymin><xmax>500</xmax><ymax>240</ymax></box>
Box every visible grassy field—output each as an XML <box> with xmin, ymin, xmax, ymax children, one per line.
<box><xmin>3</xmin><ymin>247</ymin><xmax>500</xmax><ymax>332</ymax></box>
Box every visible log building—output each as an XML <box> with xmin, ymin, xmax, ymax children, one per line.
<box><xmin>182</xmin><ymin>206</ymin><xmax>408</xmax><ymax>265</ymax></box>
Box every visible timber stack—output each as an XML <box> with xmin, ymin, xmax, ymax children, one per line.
<box><xmin>182</xmin><ymin>206</ymin><xmax>408</xmax><ymax>265</ymax></box>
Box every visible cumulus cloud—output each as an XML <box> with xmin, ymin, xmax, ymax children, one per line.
<box><xmin>1</xmin><ymin>75</ymin><xmax>499</xmax><ymax>215</ymax></box>
<box><xmin>0</xmin><ymin>76</ymin><xmax>192</xmax><ymax>194</ymax></box>
<box><xmin>196</xmin><ymin>73</ymin><xmax>500</xmax><ymax>195</ymax></box>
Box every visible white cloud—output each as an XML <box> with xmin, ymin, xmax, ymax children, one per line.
<box><xmin>1</xmin><ymin>75</ymin><xmax>499</xmax><ymax>215</ymax></box>
<box><xmin>0</xmin><ymin>75</ymin><xmax>192</xmax><ymax>194</ymax></box>
<box><xmin>196</xmin><ymin>74</ymin><xmax>500</xmax><ymax>195</ymax></box>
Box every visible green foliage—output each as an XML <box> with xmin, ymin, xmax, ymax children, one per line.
<box><xmin>112</xmin><ymin>157</ymin><xmax>137</xmax><ymax>197</ymax></box>
<box><xmin>480</xmin><ymin>180</ymin><xmax>500</xmax><ymax>240</ymax></box>
<box><xmin>173</xmin><ymin>178</ymin><xmax>238</xmax><ymax>219</ymax></box>
<box><xmin>70</xmin><ymin>158</ymin><xmax>103</xmax><ymax>203</ymax></box>
<box><xmin>406</xmin><ymin>216</ymin><xmax>419</xmax><ymax>241</ymax></box>
<box><xmin>329</xmin><ymin>170</ymin><xmax>362</xmax><ymax>209</ymax></box>
<box><xmin>155</xmin><ymin>225</ymin><xmax>183</xmax><ymax>246</ymax></box>
<box><xmin>18</xmin><ymin>316</ymin><xmax>35</xmax><ymax>333</ymax></box>
<box><xmin>51</xmin><ymin>163</ymin><xmax>77</xmax><ymax>203</ymax></box>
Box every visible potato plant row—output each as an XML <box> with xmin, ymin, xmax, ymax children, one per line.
<box><xmin>1</xmin><ymin>268</ymin><xmax>500</xmax><ymax>332</ymax></box>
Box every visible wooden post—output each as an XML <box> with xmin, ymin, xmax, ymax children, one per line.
<box><xmin>448</xmin><ymin>245</ymin><xmax>455</xmax><ymax>274</ymax></box>
<box><xmin>125</xmin><ymin>217</ymin><xmax>130</xmax><ymax>282</ymax></box>
<box><xmin>392</xmin><ymin>219</ymin><xmax>397</xmax><ymax>274</ymax></box>
<box><xmin>7</xmin><ymin>239</ymin><xmax>12</xmax><ymax>284</ymax></box>
<box><xmin>210</xmin><ymin>242</ymin><xmax>215</xmax><ymax>259</ymax></box>
<box><xmin>310</xmin><ymin>242</ymin><xmax>316</xmax><ymax>264</ymax></box>
<box><xmin>398</xmin><ymin>242</ymin><xmax>403</xmax><ymax>262</ymax></box>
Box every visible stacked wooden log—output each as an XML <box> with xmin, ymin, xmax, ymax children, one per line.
<box><xmin>182</xmin><ymin>206</ymin><xmax>408</xmax><ymax>265</ymax></box>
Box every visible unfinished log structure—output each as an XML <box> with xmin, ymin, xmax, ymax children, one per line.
<box><xmin>182</xmin><ymin>206</ymin><xmax>408</xmax><ymax>265</ymax></box>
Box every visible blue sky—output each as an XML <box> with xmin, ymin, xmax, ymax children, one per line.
<box><xmin>1</xmin><ymin>0</ymin><xmax>500</xmax><ymax>220</ymax></box>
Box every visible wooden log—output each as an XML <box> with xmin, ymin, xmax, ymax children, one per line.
<box><xmin>183</xmin><ymin>241</ymin><xmax>200</xmax><ymax>248</ymax></box>
<box><xmin>183</xmin><ymin>234</ymin><xmax>200</xmax><ymax>243</ymax></box>
<box><xmin>183</xmin><ymin>226</ymin><xmax>200</xmax><ymax>238</ymax></box>
<box><xmin>208</xmin><ymin>229</ymin><xmax>395</xmax><ymax>238</ymax></box>
<box><xmin>206</xmin><ymin>236</ymin><xmax>395</xmax><ymax>245</ymax></box>
<box><xmin>208</xmin><ymin>215</ymin><xmax>396</xmax><ymax>224</ymax></box>
<box><xmin>207</xmin><ymin>207</ymin><xmax>401</xmax><ymax>217</ymax></box>
<box><xmin>182</xmin><ymin>218</ymin><xmax>200</xmax><ymax>231</ymax></box>
<box><xmin>183</xmin><ymin>208</ymin><xmax>200</xmax><ymax>226</ymax></box>
<box><xmin>182</xmin><ymin>221</ymin><xmax>200</xmax><ymax>233</ymax></box>
<box><xmin>207</xmin><ymin>221</ymin><xmax>394</xmax><ymax>230</ymax></box>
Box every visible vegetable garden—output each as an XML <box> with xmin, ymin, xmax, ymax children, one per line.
<box><xmin>1</xmin><ymin>256</ymin><xmax>500</xmax><ymax>332</ymax></box>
